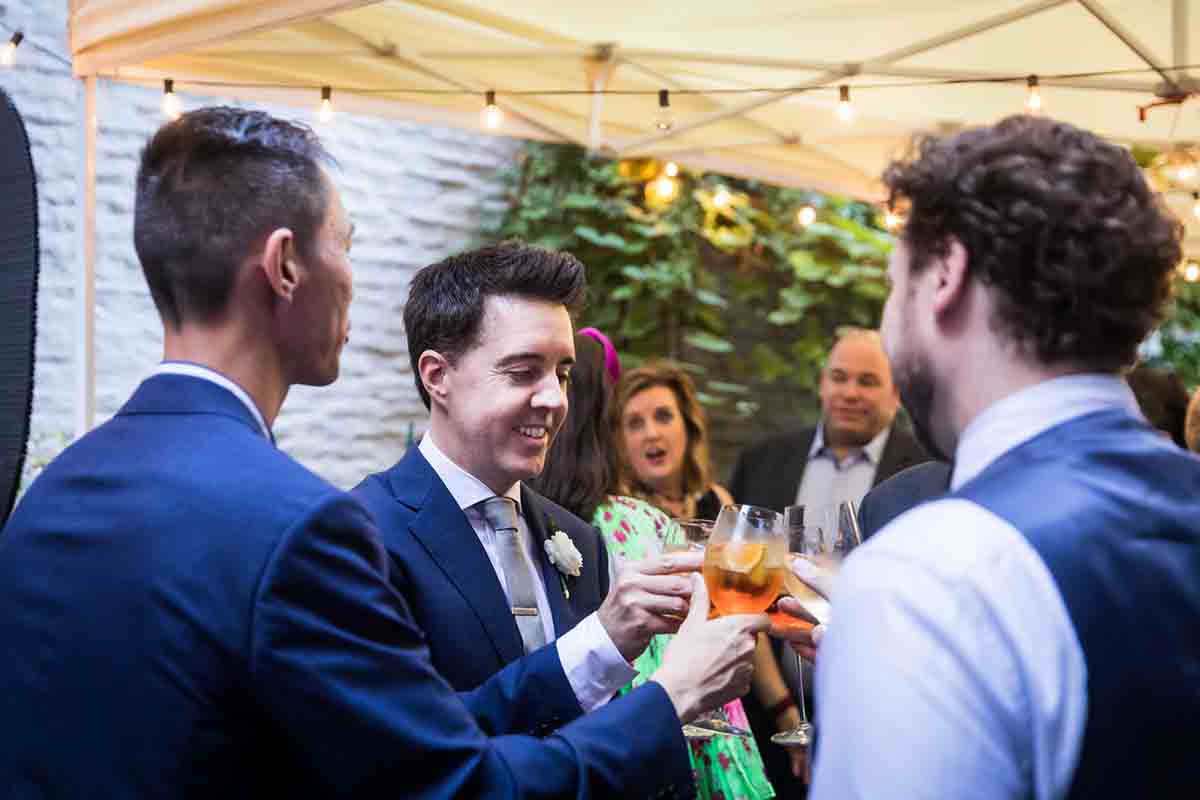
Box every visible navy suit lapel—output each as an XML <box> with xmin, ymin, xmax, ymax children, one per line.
<box><xmin>388</xmin><ymin>449</ymin><xmax>525</xmax><ymax>665</ymax></box>
<box><xmin>522</xmin><ymin>488</ymin><xmax>576</xmax><ymax>637</ymax></box>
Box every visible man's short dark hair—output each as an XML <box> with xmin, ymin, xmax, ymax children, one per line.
<box><xmin>884</xmin><ymin>115</ymin><xmax>1182</xmax><ymax>372</ymax></box>
<box><xmin>134</xmin><ymin>106</ymin><xmax>332</xmax><ymax>327</ymax></box>
<box><xmin>404</xmin><ymin>240</ymin><xmax>587</xmax><ymax>409</ymax></box>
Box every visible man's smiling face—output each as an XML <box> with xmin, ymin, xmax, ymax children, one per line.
<box><xmin>436</xmin><ymin>294</ymin><xmax>574</xmax><ymax>495</ymax></box>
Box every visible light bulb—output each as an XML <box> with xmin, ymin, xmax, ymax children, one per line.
<box><xmin>884</xmin><ymin>209</ymin><xmax>903</xmax><ymax>231</ymax></box>
<box><xmin>651</xmin><ymin>175</ymin><xmax>679</xmax><ymax>203</ymax></box>
<box><xmin>796</xmin><ymin>205</ymin><xmax>816</xmax><ymax>226</ymax></box>
<box><xmin>655</xmin><ymin>89</ymin><xmax>674</xmax><ymax>131</ymax></box>
<box><xmin>1</xmin><ymin>32</ymin><xmax>21</xmax><ymax>67</ymax></box>
<box><xmin>664</xmin><ymin>161</ymin><xmax>679</xmax><ymax>177</ymax></box>
<box><xmin>836</xmin><ymin>85</ymin><xmax>853</xmax><ymax>123</ymax></box>
<box><xmin>1192</xmin><ymin>193</ymin><xmax>1200</xmax><ymax>221</ymax></box>
<box><xmin>1025</xmin><ymin>75</ymin><xmax>1042</xmax><ymax>114</ymax></box>
<box><xmin>481</xmin><ymin>90</ymin><xmax>503</xmax><ymax>130</ymax></box>
<box><xmin>712</xmin><ymin>187</ymin><xmax>732</xmax><ymax>209</ymax></box>
<box><xmin>1186</xmin><ymin>262</ymin><xmax>1200</xmax><ymax>283</ymax></box>
<box><xmin>161</xmin><ymin>79</ymin><xmax>181</xmax><ymax>120</ymax></box>
<box><xmin>319</xmin><ymin>86</ymin><xmax>334</xmax><ymax>123</ymax></box>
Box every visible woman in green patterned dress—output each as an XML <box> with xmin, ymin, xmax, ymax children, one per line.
<box><xmin>530</xmin><ymin>331</ymin><xmax>774</xmax><ymax>800</ymax></box>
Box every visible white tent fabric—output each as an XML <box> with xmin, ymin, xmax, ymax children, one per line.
<box><xmin>62</xmin><ymin>0</ymin><xmax>1200</xmax><ymax>430</ymax></box>
<box><xmin>69</xmin><ymin>0</ymin><xmax>1200</xmax><ymax>209</ymax></box>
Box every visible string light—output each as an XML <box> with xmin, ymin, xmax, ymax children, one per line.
<box><xmin>1192</xmin><ymin>192</ymin><xmax>1200</xmax><ymax>221</ymax></box>
<box><xmin>481</xmin><ymin>90</ymin><xmax>503</xmax><ymax>130</ymax></box>
<box><xmin>712</xmin><ymin>186</ymin><xmax>732</xmax><ymax>209</ymax></box>
<box><xmin>655</xmin><ymin>89</ymin><xmax>674</xmax><ymax>131</ymax></box>
<box><xmin>1025</xmin><ymin>75</ymin><xmax>1043</xmax><ymax>114</ymax></box>
<box><xmin>648</xmin><ymin>174</ymin><xmax>680</xmax><ymax>204</ymax></box>
<box><xmin>796</xmin><ymin>205</ymin><xmax>817</xmax><ymax>226</ymax></box>
<box><xmin>836</xmin><ymin>85</ymin><xmax>854</xmax><ymax>123</ymax></box>
<box><xmin>1185</xmin><ymin>261</ymin><xmax>1200</xmax><ymax>283</ymax></box>
<box><xmin>161</xmin><ymin>79</ymin><xmax>181</xmax><ymax>120</ymax></box>
<box><xmin>884</xmin><ymin>208</ymin><xmax>904</xmax><ymax>231</ymax></box>
<box><xmin>1</xmin><ymin>31</ymin><xmax>22</xmax><ymax>67</ymax></box>
<box><xmin>319</xmin><ymin>86</ymin><xmax>334</xmax><ymax>123</ymax></box>
<box><xmin>664</xmin><ymin>161</ymin><xmax>679</xmax><ymax>177</ymax></box>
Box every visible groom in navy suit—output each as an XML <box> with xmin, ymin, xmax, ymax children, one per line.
<box><xmin>354</xmin><ymin>243</ymin><xmax>700</xmax><ymax>699</ymax></box>
<box><xmin>0</xmin><ymin>107</ymin><xmax>767</xmax><ymax>798</ymax></box>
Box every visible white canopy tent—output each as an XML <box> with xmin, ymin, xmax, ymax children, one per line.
<box><xmin>65</xmin><ymin>0</ymin><xmax>1200</xmax><ymax>431</ymax></box>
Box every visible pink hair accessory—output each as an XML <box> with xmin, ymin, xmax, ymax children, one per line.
<box><xmin>578</xmin><ymin>327</ymin><xmax>622</xmax><ymax>383</ymax></box>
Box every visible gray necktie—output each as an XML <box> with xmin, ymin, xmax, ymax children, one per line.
<box><xmin>478</xmin><ymin>496</ymin><xmax>546</xmax><ymax>653</ymax></box>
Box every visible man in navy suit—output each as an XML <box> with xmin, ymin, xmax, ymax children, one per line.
<box><xmin>0</xmin><ymin>107</ymin><xmax>767</xmax><ymax>798</ymax></box>
<box><xmin>354</xmin><ymin>243</ymin><xmax>701</xmax><ymax>700</ymax></box>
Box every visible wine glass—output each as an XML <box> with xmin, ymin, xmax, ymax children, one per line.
<box><xmin>771</xmin><ymin>505</ymin><xmax>823</xmax><ymax>748</ymax></box>
<box><xmin>704</xmin><ymin>504</ymin><xmax>787</xmax><ymax>615</ymax></box>
<box><xmin>664</xmin><ymin>517</ymin><xmax>752</xmax><ymax>739</ymax></box>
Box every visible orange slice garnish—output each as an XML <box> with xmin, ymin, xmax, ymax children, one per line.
<box><xmin>721</xmin><ymin>542</ymin><xmax>766</xmax><ymax>573</ymax></box>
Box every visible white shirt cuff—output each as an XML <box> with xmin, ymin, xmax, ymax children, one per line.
<box><xmin>556</xmin><ymin>611</ymin><xmax>639</xmax><ymax>712</ymax></box>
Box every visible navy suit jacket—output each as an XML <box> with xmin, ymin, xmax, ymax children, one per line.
<box><xmin>352</xmin><ymin>446</ymin><xmax>611</xmax><ymax>691</ymax></box>
<box><xmin>858</xmin><ymin>460</ymin><xmax>953</xmax><ymax>540</ymax></box>
<box><xmin>0</xmin><ymin>375</ymin><xmax>692</xmax><ymax>799</ymax></box>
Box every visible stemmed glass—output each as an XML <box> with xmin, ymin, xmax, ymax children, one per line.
<box><xmin>704</xmin><ymin>504</ymin><xmax>788</xmax><ymax>616</ymax></box>
<box><xmin>666</xmin><ymin>517</ymin><xmax>753</xmax><ymax>739</ymax></box>
<box><xmin>771</xmin><ymin>505</ymin><xmax>823</xmax><ymax>748</ymax></box>
<box><xmin>771</xmin><ymin>500</ymin><xmax>861</xmax><ymax>748</ymax></box>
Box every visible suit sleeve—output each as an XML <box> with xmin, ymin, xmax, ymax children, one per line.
<box><xmin>250</xmin><ymin>492</ymin><xmax>694</xmax><ymax>800</ymax></box>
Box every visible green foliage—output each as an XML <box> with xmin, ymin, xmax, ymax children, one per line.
<box><xmin>487</xmin><ymin>142</ymin><xmax>894</xmax><ymax>416</ymax></box>
<box><xmin>1143</xmin><ymin>278</ymin><xmax>1200</xmax><ymax>389</ymax></box>
<box><xmin>488</xmin><ymin>141</ymin><xmax>1200</xmax><ymax>414</ymax></box>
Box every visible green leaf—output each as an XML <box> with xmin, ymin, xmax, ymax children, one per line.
<box><xmin>694</xmin><ymin>288</ymin><xmax>729</xmax><ymax>308</ymax></box>
<box><xmin>707</xmin><ymin>380</ymin><xmax>750</xmax><ymax>395</ymax></box>
<box><xmin>684</xmin><ymin>331</ymin><xmax>734</xmax><ymax>353</ymax></box>
<box><xmin>788</xmin><ymin>250</ymin><xmax>830</xmax><ymax>281</ymax></box>
<box><xmin>767</xmin><ymin>309</ymin><xmax>803</xmax><ymax>325</ymax></box>
<box><xmin>610</xmin><ymin>285</ymin><xmax>638</xmax><ymax>301</ymax></box>
<box><xmin>574</xmin><ymin>225</ymin><xmax>627</xmax><ymax>250</ymax></box>
<box><xmin>561</xmin><ymin>192</ymin><xmax>601</xmax><ymax>209</ymax></box>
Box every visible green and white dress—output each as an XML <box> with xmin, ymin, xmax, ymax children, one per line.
<box><xmin>593</xmin><ymin>495</ymin><xmax>775</xmax><ymax>800</ymax></box>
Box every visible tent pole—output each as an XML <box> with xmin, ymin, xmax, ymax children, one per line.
<box><xmin>74</xmin><ymin>75</ymin><xmax>96</xmax><ymax>438</ymax></box>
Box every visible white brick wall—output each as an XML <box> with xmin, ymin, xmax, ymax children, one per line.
<box><xmin>2</xmin><ymin>1</ymin><xmax>519</xmax><ymax>489</ymax></box>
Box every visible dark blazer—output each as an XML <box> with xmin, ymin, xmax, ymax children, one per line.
<box><xmin>728</xmin><ymin>422</ymin><xmax>929</xmax><ymax>513</ymax></box>
<box><xmin>0</xmin><ymin>375</ymin><xmax>692</xmax><ymax>799</ymax></box>
<box><xmin>859</xmin><ymin>460</ymin><xmax>953</xmax><ymax>540</ymax></box>
<box><xmin>352</xmin><ymin>446</ymin><xmax>610</xmax><ymax>691</ymax></box>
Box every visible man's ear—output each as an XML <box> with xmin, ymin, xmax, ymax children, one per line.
<box><xmin>418</xmin><ymin>350</ymin><xmax>451</xmax><ymax>406</ymax></box>
<box><xmin>261</xmin><ymin>228</ymin><xmax>300</xmax><ymax>303</ymax></box>
<box><xmin>930</xmin><ymin>238</ymin><xmax>970</xmax><ymax>318</ymax></box>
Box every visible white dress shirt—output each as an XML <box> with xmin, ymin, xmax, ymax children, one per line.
<box><xmin>153</xmin><ymin>361</ymin><xmax>271</xmax><ymax>439</ymax></box>
<box><xmin>810</xmin><ymin>375</ymin><xmax>1137</xmax><ymax>799</ymax></box>
<box><xmin>795</xmin><ymin>421</ymin><xmax>891</xmax><ymax>531</ymax></box>
<box><xmin>419</xmin><ymin>434</ymin><xmax>637</xmax><ymax>711</ymax></box>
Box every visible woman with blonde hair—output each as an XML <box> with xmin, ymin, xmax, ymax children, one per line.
<box><xmin>612</xmin><ymin>362</ymin><xmax>733</xmax><ymax>520</ymax></box>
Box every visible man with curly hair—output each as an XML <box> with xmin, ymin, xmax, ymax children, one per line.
<box><xmin>808</xmin><ymin>116</ymin><xmax>1200</xmax><ymax>799</ymax></box>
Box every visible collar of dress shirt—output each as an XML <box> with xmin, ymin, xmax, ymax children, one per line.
<box><xmin>809</xmin><ymin>417</ymin><xmax>892</xmax><ymax>466</ymax></box>
<box><xmin>418</xmin><ymin>431</ymin><xmax>522</xmax><ymax>512</ymax></box>
<box><xmin>153</xmin><ymin>361</ymin><xmax>271</xmax><ymax>440</ymax></box>
<box><xmin>951</xmin><ymin>373</ymin><xmax>1139</xmax><ymax>490</ymax></box>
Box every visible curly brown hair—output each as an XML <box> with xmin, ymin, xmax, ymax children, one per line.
<box><xmin>884</xmin><ymin>115</ymin><xmax>1183</xmax><ymax>371</ymax></box>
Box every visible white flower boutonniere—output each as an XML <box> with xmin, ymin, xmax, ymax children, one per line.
<box><xmin>545</xmin><ymin>530</ymin><xmax>583</xmax><ymax>578</ymax></box>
